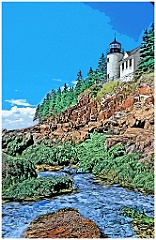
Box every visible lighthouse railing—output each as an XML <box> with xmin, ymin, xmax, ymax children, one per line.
<box><xmin>106</xmin><ymin>48</ymin><xmax>124</xmax><ymax>54</ymax></box>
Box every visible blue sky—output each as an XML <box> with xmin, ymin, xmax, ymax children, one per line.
<box><xmin>2</xmin><ymin>2</ymin><xmax>154</xmax><ymax>130</ymax></box>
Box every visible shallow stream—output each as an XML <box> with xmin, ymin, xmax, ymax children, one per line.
<box><xmin>2</xmin><ymin>167</ymin><xmax>154</xmax><ymax>238</ymax></box>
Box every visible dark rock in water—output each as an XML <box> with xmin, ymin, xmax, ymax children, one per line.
<box><xmin>22</xmin><ymin>208</ymin><xmax>104</xmax><ymax>238</ymax></box>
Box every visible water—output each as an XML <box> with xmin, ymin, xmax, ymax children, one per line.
<box><xmin>2</xmin><ymin>168</ymin><xmax>154</xmax><ymax>238</ymax></box>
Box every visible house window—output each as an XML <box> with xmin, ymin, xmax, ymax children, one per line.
<box><xmin>126</xmin><ymin>61</ymin><xmax>128</xmax><ymax>69</ymax></box>
<box><xmin>129</xmin><ymin>59</ymin><xmax>132</xmax><ymax>67</ymax></box>
<box><xmin>122</xmin><ymin>63</ymin><xmax>124</xmax><ymax>71</ymax></box>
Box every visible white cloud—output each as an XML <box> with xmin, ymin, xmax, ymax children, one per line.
<box><xmin>52</xmin><ymin>78</ymin><xmax>62</xmax><ymax>82</ymax></box>
<box><xmin>2</xmin><ymin>106</ymin><xmax>37</xmax><ymax>130</ymax></box>
<box><xmin>5</xmin><ymin>99</ymin><xmax>35</xmax><ymax>107</ymax></box>
<box><xmin>72</xmin><ymin>81</ymin><xmax>77</xmax><ymax>86</ymax></box>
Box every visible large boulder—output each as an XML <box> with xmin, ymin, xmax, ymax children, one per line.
<box><xmin>22</xmin><ymin>208</ymin><xmax>103</xmax><ymax>238</ymax></box>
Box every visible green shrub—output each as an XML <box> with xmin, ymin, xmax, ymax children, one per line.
<box><xmin>6</xmin><ymin>136</ymin><xmax>26</xmax><ymax>156</ymax></box>
<box><xmin>122</xmin><ymin>206</ymin><xmax>154</xmax><ymax>224</ymax></box>
<box><xmin>74</xmin><ymin>132</ymin><xmax>154</xmax><ymax>194</ymax></box>
<box><xmin>108</xmin><ymin>143</ymin><xmax>126</xmax><ymax>158</ymax></box>
<box><xmin>2</xmin><ymin>153</ymin><xmax>37</xmax><ymax>190</ymax></box>
<box><xmin>56</xmin><ymin>143</ymin><xmax>78</xmax><ymax>166</ymax></box>
<box><xmin>22</xmin><ymin>143</ymin><xmax>58</xmax><ymax>165</ymax></box>
<box><xmin>76</xmin><ymin>132</ymin><xmax>108</xmax><ymax>172</ymax></box>
<box><xmin>22</xmin><ymin>142</ymin><xmax>78</xmax><ymax>166</ymax></box>
<box><xmin>2</xmin><ymin>176</ymin><xmax>73</xmax><ymax>200</ymax></box>
<box><xmin>96</xmin><ymin>81</ymin><xmax>122</xmax><ymax>99</ymax></box>
<box><xmin>131</xmin><ymin>172</ymin><xmax>154</xmax><ymax>194</ymax></box>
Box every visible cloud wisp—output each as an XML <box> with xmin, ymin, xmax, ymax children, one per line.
<box><xmin>5</xmin><ymin>99</ymin><xmax>35</xmax><ymax>107</ymax></box>
<box><xmin>52</xmin><ymin>78</ymin><xmax>62</xmax><ymax>82</ymax></box>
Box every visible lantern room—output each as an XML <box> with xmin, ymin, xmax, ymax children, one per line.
<box><xmin>107</xmin><ymin>37</ymin><xmax>124</xmax><ymax>54</ymax></box>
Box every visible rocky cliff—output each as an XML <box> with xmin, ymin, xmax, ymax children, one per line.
<box><xmin>2</xmin><ymin>74</ymin><xmax>154</xmax><ymax>161</ymax></box>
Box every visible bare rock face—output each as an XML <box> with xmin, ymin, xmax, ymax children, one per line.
<box><xmin>2</xmin><ymin>77</ymin><xmax>154</xmax><ymax>159</ymax></box>
<box><xmin>22</xmin><ymin>208</ymin><xmax>103</xmax><ymax>238</ymax></box>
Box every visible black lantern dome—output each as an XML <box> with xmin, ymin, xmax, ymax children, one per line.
<box><xmin>109</xmin><ymin>37</ymin><xmax>121</xmax><ymax>53</ymax></box>
<box><xmin>107</xmin><ymin>35</ymin><xmax>124</xmax><ymax>54</ymax></box>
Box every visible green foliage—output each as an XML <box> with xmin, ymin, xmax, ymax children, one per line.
<box><xmin>137</xmin><ymin>23</ymin><xmax>154</xmax><ymax>77</ymax></box>
<box><xmin>131</xmin><ymin>172</ymin><xmax>154</xmax><ymax>194</ymax></box>
<box><xmin>96</xmin><ymin>53</ymin><xmax>107</xmax><ymax>82</ymax></box>
<box><xmin>2</xmin><ymin>151</ymin><xmax>73</xmax><ymax>201</ymax></box>
<box><xmin>122</xmin><ymin>206</ymin><xmax>154</xmax><ymax>238</ymax></box>
<box><xmin>76</xmin><ymin>132</ymin><xmax>108</xmax><ymax>173</ymax></box>
<box><xmin>96</xmin><ymin>81</ymin><xmax>122</xmax><ymax>99</ymax></box>
<box><xmin>142</xmin><ymin>154</ymin><xmax>154</xmax><ymax>174</ymax></box>
<box><xmin>56</xmin><ymin>143</ymin><xmax>78</xmax><ymax>165</ymax></box>
<box><xmin>84</xmin><ymin>84</ymin><xmax>102</xmax><ymax>101</ymax></box>
<box><xmin>5</xmin><ymin>136</ymin><xmax>26</xmax><ymax>156</ymax></box>
<box><xmin>22</xmin><ymin>141</ymin><xmax>78</xmax><ymax>166</ymax></box>
<box><xmin>108</xmin><ymin>144</ymin><xmax>125</xmax><ymax>158</ymax></box>
<box><xmin>72</xmin><ymin>132</ymin><xmax>154</xmax><ymax>194</ymax></box>
<box><xmin>22</xmin><ymin>143</ymin><xmax>58</xmax><ymax>165</ymax></box>
<box><xmin>2</xmin><ymin>176</ymin><xmax>72</xmax><ymax>200</ymax></box>
<box><xmin>2</xmin><ymin>153</ymin><xmax>37</xmax><ymax>188</ymax></box>
<box><xmin>122</xmin><ymin>206</ymin><xmax>154</xmax><ymax>224</ymax></box>
<box><xmin>34</xmin><ymin>54</ymin><xmax>107</xmax><ymax>122</ymax></box>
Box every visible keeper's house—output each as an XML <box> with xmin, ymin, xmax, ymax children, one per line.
<box><xmin>106</xmin><ymin>37</ymin><xmax>140</xmax><ymax>82</ymax></box>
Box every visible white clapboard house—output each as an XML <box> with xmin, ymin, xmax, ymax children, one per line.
<box><xmin>106</xmin><ymin>37</ymin><xmax>140</xmax><ymax>82</ymax></box>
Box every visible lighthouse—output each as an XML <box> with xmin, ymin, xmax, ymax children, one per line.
<box><xmin>107</xmin><ymin>37</ymin><xmax>124</xmax><ymax>81</ymax></box>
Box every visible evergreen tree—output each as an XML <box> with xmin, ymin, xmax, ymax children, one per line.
<box><xmin>137</xmin><ymin>23</ymin><xmax>154</xmax><ymax>75</ymax></box>
<box><xmin>75</xmin><ymin>70</ymin><xmax>84</xmax><ymax>96</ymax></box>
<box><xmin>54</xmin><ymin>87</ymin><xmax>62</xmax><ymax>113</ymax></box>
<box><xmin>63</xmin><ymin>83</ymin><xmax>68</xmax><ymax>92</ymax></box>
<box><xmin>61</xmin><ymin>83</ymin><xmax>69</xmax><ymax>109</ymax></box>
<box><xmin>49</xmin><ymin>89</ymin><xmax>56</xmax><ymax>115</ymax></box>
<box><xmin>96</xmin><ymin>53</ymin><xmax>107</xmax><ymax>82</ymax></box>
<box><xmin>86</xmin><ymin>67</ymin><xmax>95</xmax><ymax>87</ymax></box>
<box><xmin>69</xmin><ymin>86</ymin><xmax>77</xmax><ymax>105</ymax></box>
<box><xmin>77</xmin><ymin>70</ymin><xmax>83</xmax><ymax>81</ymax></box>
<box><xmin>33</xmin><ymin>104</ymin><xmax>41</xmax><ymax>122</ymax></box>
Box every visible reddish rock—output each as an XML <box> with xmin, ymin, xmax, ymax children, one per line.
<box><xmin>2</xmin><ymin>76</ymin><xmax>154</xmax><ymax>160</ymax></box>
<box><xmin>91</xmin><ymin>108</ymin><xmax>98</xmax><ymax>115</ymax></box>
<box><xmin>22</xmin><ymin>208</ymin><xmax>102</xmax><ymax>238</ymax></box>
<box><xmin>126</xmin><ymin>115</ymin><xmax>136</xmax><ymax>127</ymax></box>
<box><xmin>39</xmin><ymin>124</ymin><xmax>49</xmax><ymax>133</ymax></box>
<box><xmin>121</xmin><ymin>98</ymin><xmax>135</xmax><ymax>109</ymax></box>
<box><xmin>137</xmin><ymin>86</ymin><xmax>152</xmax><ymax>95</ymax></box>
<box><xmin>97</xmin><ymin>111</ymin><xmax>106</xmax><ymax>122</ymax></box>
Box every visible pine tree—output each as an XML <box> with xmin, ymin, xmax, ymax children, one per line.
<box><xmin>75</xmin><ymin>70</ymin><xmax>84</xmax><ymax>96</ymax></box>
<box><xmin>96</xmin><ymin>53</ymin><xmax>107</xmax><ymax>82</ymax></box>
<box><xmin>33</xmin><ymin>104</ymin><xmax>41</xmax><ymax>122</ymax></box>
<box><xmin>137</xmin><ymin>23</ymin><xmax>154</xmax><ymax>75</ymax></box>
<box><xmin>54</xmin><ymin>87</ymin><xmax>62</xmax><ymax>113</ymax></box>
<box><xmin>86</xmin><ymin>67</ymin><xmax>95</xmax><ymax>87</ymax></box>
<box><xmin>63</xmin><ymin>83</ymin><xmax>68</xmax><ymax>92</ymax></box>
<box><xmin>49</xmin><ymin>89</ymin><xmax>56</xmax><ymax>115</ymax></box>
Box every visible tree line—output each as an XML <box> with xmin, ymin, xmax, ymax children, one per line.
<box><xmin>34</xmin><ymin>53</ymin><xmax>107</xmax><ymax>122</ymax></box>
<box><xmin>34</xmin><ymin>24</ymin><xmax>154</xmax><ymax>122</ymax></box>
<box><xmin>137</xmin><ymin>23</ymin><xmax>154</xmax><ymax>76</ymax></box>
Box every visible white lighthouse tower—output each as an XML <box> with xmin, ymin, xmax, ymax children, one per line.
<box><xmin>107</xmin><ymin>36</ymin><xmax>124</xmax><ymax>81</ymax></box>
